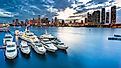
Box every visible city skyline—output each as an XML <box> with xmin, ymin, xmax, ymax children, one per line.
<box><xmin>0</xmin><ymin>0</ymin><xmax>120</xmax><ymax>23</ymax></box>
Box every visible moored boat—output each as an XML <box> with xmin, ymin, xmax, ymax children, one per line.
<box><xmin>20</xmin><ymin>41</ymin><xmax>30</xmax><ymax>54</ymax></box>
<box><xmin>5</xmin><ymin>42</ymin><xmax>17</xmax><ymax>59</ymax></box>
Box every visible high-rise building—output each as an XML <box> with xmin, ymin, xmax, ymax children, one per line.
<box><xmin>101</xmin><ymin>8</ymin><xmax>105</xmax><ymax>24</ymax></box>
<box><xmin>85</xmin><ymin>18</ymin><xmax>88</xmax><ymax>23</ymax></box>
<box><xmin>92</xmin><ymin>10</ymin><xmax>100</xmax><ymax>24</ymax></box>
<box><xmin>81</xmin><ymin>20</ymin><xmax>83</xmax><ymax>24</ymax></box>
<box><xmin>87</xmin><ymin>12</ymin><xmax>92</xmax><ymax>22</ymax></box>
<box><xmin>106</xmin><ymin>12</ymin><xmax>109</xmax><ymax>23</ymax></box>
<box><xmin>37</xmin><ymin>15</ymin><xmax>41</xmax><ymax>25</ymax></box>
<box><xmin>111</xmin><ymin>6</ymin><xmax>116</xmax><ymax>24</ymax></box>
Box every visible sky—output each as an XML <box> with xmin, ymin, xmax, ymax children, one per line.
<box><xmin>0</xmin><ymin>0</ymin><xmax>120</xmax><ymax>23</ymax></box>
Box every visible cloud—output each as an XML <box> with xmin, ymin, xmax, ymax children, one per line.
<box><xmin>0</xmin><ymin>9</ymin><xmax>14</xmax><ymax>17</ymax></box>
<box><xmin>55</xmin><ymin>0</ymin><xmax>121</xmax><ymax>23</ymax></box>
<box><xmin>55</xmin><ymin>7</ymin><xmax>76</xmax><ymax>20</ymax></box>
<box><xmin>29</xmin><ymin>5</ymin><xmax>41</xmax><ymax>11</ymax></box>
<box><xmin>47</xmin><ymin>6</ymin><xmax>58</xmax><ymax>13</ymax></box>
<box><xmin>0</xmin><ymin>0</ymin><xmax>120</xmax><ymax>22</ymax></box>
<box><xmin>115</xmin><ymin>0</ymin><xmax>121</xmax><ymax>7</ymax></box>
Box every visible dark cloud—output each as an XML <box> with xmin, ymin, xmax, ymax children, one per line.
<box><xmin>0</xmin><ymin>0</ymin><xmax>120</xmax><ymax>22</ymax></box>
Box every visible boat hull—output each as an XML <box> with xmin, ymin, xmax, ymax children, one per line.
<box><xmin>5</xmin><ymin>50</ymin><xmax>17</xmax><ymax>59</ymax></box>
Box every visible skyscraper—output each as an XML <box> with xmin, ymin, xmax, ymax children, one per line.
<box><xmin>37</xmin><ymin>15</ymin><xmax>41</xmax><ymax>25</ymax></box>
<box><xmin>101</xmin><ymin>8</ymin><xmax>105</xmax><ymax>24</ymax></box>
<box><xmin>106</xmin><ymin>12</ymin><xmax>109</xmax><ymax>23</ymax></box>
<box><xmin>87</xmin><ymin>12</ymin><xmax>92</xmax><ymax>22</ymax></box>
<box><xmin>85</xmin><ymin>18</ymin><xmax>88</xmax><ymax>23</ymax></box>
<box><xmin>92</xmin><ymin>10</ymin><xmax>100</xmax><ymax>24</ymax></box>
<box><xmin>111</xmin><ymin>6</ymin><xmax>116</xmax><ymax>24</ymax></box>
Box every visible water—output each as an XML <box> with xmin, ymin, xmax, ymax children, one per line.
<box><xmin>0</xmin><ymin>27</ymin><xmax>121</xmax><ymax>68</ymax></box>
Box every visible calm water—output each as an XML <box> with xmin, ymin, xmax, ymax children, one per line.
<box><xmin>0</xmin><ymin>27</ymin><xmax>121</xmax><ymax>68</ymax></box>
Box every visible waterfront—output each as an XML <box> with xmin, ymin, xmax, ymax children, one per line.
<box><xmin>0</xmin><ymin>27</ymin><xmax>121</xmax><ymax>68</ymax></box>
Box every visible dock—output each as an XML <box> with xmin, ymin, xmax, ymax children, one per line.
<box><xmin>0</xmin><ymin>46</ymin><xmax>6</xmax><ymax>49</ymax></box>
<box><xmin>114</xmin><ymin>34</ymin><xmax>121</xmax><ymax>37</ymax></box>
<box><xmin>108</xmin><ymin>37</ymin><xmax>121</xmax><ymax>41</ymax></box>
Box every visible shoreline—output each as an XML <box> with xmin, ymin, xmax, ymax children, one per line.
<box><xmin>8</xmin><ymin>25</ymin><xmax>121</xmax><ymax>28</ymax></box>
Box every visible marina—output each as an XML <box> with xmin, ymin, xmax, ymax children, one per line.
<box><xmin>0</xmin><ymin>27</ymin><xmax>121</xmax><ymax>68</ymax></box>
<box><xmin>0</xmin><ymin>26</ymin><xmax>68</xmax><ymax>59</ymax></box>
<box><xmin>0</xmin><ymin>0</ymin><xmax>120</xmax><ymax>68</ymax></box>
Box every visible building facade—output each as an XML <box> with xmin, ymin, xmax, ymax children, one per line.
<box><xmin>101</xmin><ymin>8</ymin><xmax>105</xmax><ymax>24</ymax></box>
<box><xmin>111</xmin><ymin>6</ymin><xmax>116</xmax><ymax>24</ymax></box>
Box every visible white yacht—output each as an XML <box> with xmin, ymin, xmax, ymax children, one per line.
<box><xmin>31</xmin><ymin>40</ymin><xmax>46</xmax><ymax>54</ymax></box>
<box><xmin>41</xmin><ymin>38</ymin><xmax>57</xmax><ymax>52</ymax></box>
<box><xmin>19</xmin><ymin>28</ymin><xmax>36</xmax><ymax>42</ymax></box>
<box><xmin>19</xmin><ymin>28</ymin><xmax>46</xmax><ymax>54</ymax></box>
<box><xmin>5</xmin><ymin>42</ymin><xmax>17</xmax><ymax>59</ymax></box>
<box><xmin>3</xmin><ymin>34</ymin><xmax>13</xmax><ymax>45</ymax></box>
<box><xmin>40</xmin><ymin>30</ymin><xmax>68</xmax><ymax>50</ymax></box>
<box><xmin>52</xmin><ymin>39</ymin><xmax>68</xmax><ymax>50</ymax></box>
<box><xmin>20</xmin><ymin>41</ymin><xmax>30</xmax><ymax>54</ymax></box>
<box><xmin>39</xmin><ymin>30</ymin><xmax>56</xmax><ymax>40</ymax></box>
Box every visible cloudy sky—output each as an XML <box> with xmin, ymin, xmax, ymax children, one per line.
<box><xmin>0</xmin><ymin>0</ymin><xmax>120</xmax><ymax>23</ymax></box>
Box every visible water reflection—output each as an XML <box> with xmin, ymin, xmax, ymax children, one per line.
<box><xmin>5</xmin><ymin>56</ymin><xmax>18</xmax><ymax>68</ymax></box>
<box><xmin>57</xmin><ymin>49</ymin><xmax>68</xmax><ymax>54</ymax></box>
<box><xmin>2</xmin><ymin>27</ymin><xmax>121</xmax><ymax>68</ymax></box>
<box><xmin>20</xmin><ymin>50</ymin><xmax>30</xmax><ymax>59</ymax></box>
<box><xmin>31</xmin><ymin>48</ymin><xmax>47</xmax><ymax>61</ymax></box>
<box><xmin>46</xmin><ymin>51</ymin><xmax>58</xmax><ymax>58</ymax></box>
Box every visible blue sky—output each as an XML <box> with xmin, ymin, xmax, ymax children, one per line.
<box><xmin>0</xmin><ymin>0</ymin><xmax>120</xmax><ymax>23</ymax></box>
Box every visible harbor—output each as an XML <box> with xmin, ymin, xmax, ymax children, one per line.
<box><xmin>0</xmin><ymin>26</ymin><xmax>120</xmax><ymax>68</ymax></box>
<box><xmin>0</xmin><ymin>26</ymin><xmax>68</xmax><ymax>59</ymax></box>
<box><xmin>0</xmin><ymin>0</ymin><xmax>121</xmax><ymax>68</ymax></box>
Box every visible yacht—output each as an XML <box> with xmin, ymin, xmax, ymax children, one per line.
<box><xmin>51</xmin><ymin>39</ymin><xmax>68</xmax><ymax>50</ymax></box>
<box><xmin>39</xmin><ymin>30</ymin><xmax>56</xmax><ymax>40</ymax></box>
<box><xmin>3</xmin><ymin>34</ymin><xmax>13</xmax><ymax>45</ymax></box>
<box><xmin>19</xmin><ymin>28</ymin><xmax>37</xmax><ymax>42</ymax></box>
<box><xmin>19</xmin><ymin>28</ymin><xmax>46</xmax><ymax>54</ymax></box>
<box><xmin>40</xmin><ymin>30</ymin><xmax>68</xmax><ymax>50</ymax></box>
<box><xmin>41</xmin><ymin>38</ymin><xmax>57</xmax><ymax>52</ymax></box>
<box><xmin>29</xmin><ymin>39</ymin><xmax>46</xmax><ymax>54</ymax></box>
<box><xmin>5</xmin><ymin>42</ymin><xmax>17</xmax><ymax>59</ymax></box>
<box><xmin>20</xmin><ymin>41</ymin><xmax>30</xmax><ymax>54</ymax></box>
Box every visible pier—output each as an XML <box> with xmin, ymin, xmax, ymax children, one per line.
<box><xmin>108</xmin><ymin>34</ymin><xmax>121</xmax><ymax>41</ymax></box>
<box><xmin>108</xmin><ymin>37</ymin><xmax>121</xmax><ymax>41</ymax></box>
<box><xmin>114</xmin><ymin>34</ymin><xmax>121</xmax><ymax>37</ymax></box>
<box><xmin>0</xmin><ymin>46</ymin><xmax>6</xmax><ymax>49</ymax></box>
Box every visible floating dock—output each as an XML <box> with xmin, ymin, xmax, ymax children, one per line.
<box><xmin>0</xmin><ymin>46</ymin><xmax>6</xmax><ymax>49</ymax></box>
<box><xmin>108</xmin><ymin>37</ymin><xmax>121</xmax><ymax>41</ymax></box>
<box><xmin>114</xmin><ymin>34</ymin><xmax>121</xmax><ymax>37</ymax></box>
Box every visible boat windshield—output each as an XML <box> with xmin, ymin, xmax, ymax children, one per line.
<box><xmin>7</xmin><ymin>45</ymin><xmax>15</xmax><ymax>47</ymax></box>
<box><xmin>59</xmin><ymin>43</ymin><xmax>64</xmax><ymax>45</ymax></box>
<box><xmin>26</xmin><ymin>31</ymin><xmax>30</xmax><ymax>33</ymax></box>
<box><xmin>34</xmin><ymin>41</ymin><xmax>39</xmax><ymax>43</ymax></box>
<box><xmin>45</xmin><ymin>42</ymin><xmax>51</xmax><ymax>44</ymax></box>
<box><xmin>36</xmin><ymin>43</ymin><xmax>42</xmax><ymax>47</ymax></box>
<box><xmin>28</xmin><ymin>34</ymin><xmax>33</xmax><ymax>36</ymax></box>
<box><xmin>5</xmin><ymin>36</ymin><xmax>12</xmax><ymax>38</ymax></box>
<box><xmin>22</xmin><ymin>46</ymin><xmax>28</xmax><ymax>48</ymax></box>
<box><xmin>57</xmin><ymin>39</ymin><xmax>61</xmax><ymax>42</ymax></box>
<box><xmin>7</xmin><ymin>49</ymin><xmax>15</xmax><ymax>52</ymax></box>
<box><xmin>49</xmin><ymin>38</ymin><xmax>55</xmax><ymax>40</ymax></box>
<box><xmin>5</xmin><ymin>40</ymin><xmax>11</xmax><ymax>42</ymax></box>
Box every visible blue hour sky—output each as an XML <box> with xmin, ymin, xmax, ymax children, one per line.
<box><xmin>0</xmin><ymin>0</ymin><xmax>120</xmax><ymax>23</ymax></box>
